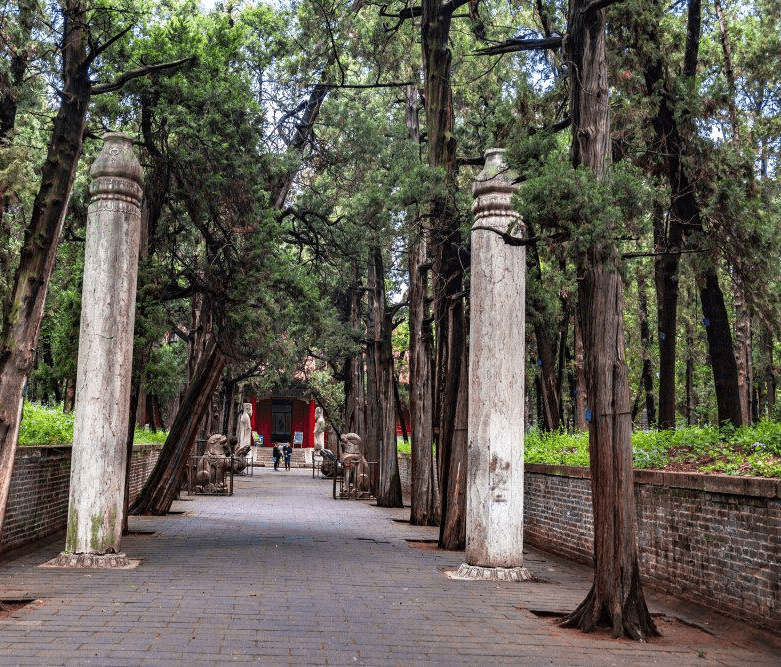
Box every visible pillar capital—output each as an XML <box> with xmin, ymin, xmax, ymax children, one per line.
<box><xmin>89</xmin><ymin>133</ymin><xmax>143</xmax><ymax>206</ymax></box>
<box><xmin>471</xmin><ymin>148</ymin><xmax>522</xmax><ymax>232</ymax></box>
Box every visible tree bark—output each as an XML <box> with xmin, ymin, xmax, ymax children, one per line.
<box><xmin>528</xmin><ymin>239</ymin><xmax>560</xmax><ymax>431</ymax></box>
<box><xmin>366</xmin><ymin>250</ymin><xmax>403</xmax><ymax>507</ymax></box>
<box><xmin>0</xmin><ymin>3</ymin><xmax>91</xmax><ymax>545</ymax></box>
<box><xmin>421</xmin><ymin>0</ymin><xmax>467</xmax><ymax>548</ymax></box>
<box><xmin>343</xmin><ymin>262</ymin><xmax>366</xmax><ymax>437</ymax></box>
<box><xmin>0</xmin><ymin>0</ymin><xmax>35</xmax><ymax>140</ymax></box>
<box><xmin>408</xmin><ymin>226</ymin><xmax>440</xmax><ymax>524</ymax></box>
<box><xmin>406</xmin><ymin>83</ymin><xmax>440</xmax><ymax>526</ymax></box>
<box><xmin>761</xmin><ymin>326</ymin><xmax>776</xmax><ymax>419</ymax></box>
<box><xmin>130</xmin><ymin>340</ymin><xmax>226</xmax><ymax>515</ymax></box>
<box><xmin>573</xmin><ymin>310</ymin><xmax>587</xmax><ymax>429</ymax></box>
<box><xmin>714</xmin><ymin>0</ymin><xmax>752</xmax><ymax>425</ymax></box>
<box><xmin>439</xmin><ymin>321</ymin><xmax>467</xmax><ymax>550</ymax></box>
<box><xmin>560</xmin><ymin>0</ymin><xmax>657</xmax><ymax>641</ymax></box>
<box><xmin>640</xmin><ymin>0</ymin><xmax>742</xmax><ymax>428</ymax></box>
<box><xmin>637</xmin><ymin>271</ymin><xmax>655</xmax><ymax>427</ymax></box>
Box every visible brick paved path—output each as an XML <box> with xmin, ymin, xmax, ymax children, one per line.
<box><xmin>0</xmin><ymin>469</ymin><xmax>778</xmax><ymax>665</ymax></box>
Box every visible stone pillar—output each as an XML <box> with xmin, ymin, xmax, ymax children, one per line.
<box><xmin>455</xmin><ymin>148</ymin><xmax>529</xmax><ymax>581</ymax></box>
<box><xmin>57</xmin><ymin>133</ymin><xmax>143</xmax><ymax>567</ymax></box>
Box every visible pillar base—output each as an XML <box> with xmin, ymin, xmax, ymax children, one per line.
<box><xmin>450</xmin><ymin>563</ymin><xmax>532</xmax><ymax>582</ymax></box>
<box><xmin>42</xmin><ymin>552</ymin><xmax>139</xmax><ymax>569</ymax></box>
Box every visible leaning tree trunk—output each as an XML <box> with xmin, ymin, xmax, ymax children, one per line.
<box><xmin>0</xmin><ymin>9</ymin><xmax>91</xmax><ymax>544</ymax></box>
<box><xmin>130</xmin><ymin>341</ymin><xmax>226</xmax><ymax>515</ymax></box>
<box><xmin>560</xmin><ymin>0</ymin><xmax>658</xmax><ymax>641</ymax></box>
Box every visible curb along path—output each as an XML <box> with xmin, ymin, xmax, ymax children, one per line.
<box><xmin>0</xmin><ymin>469</ymin><xmax>779</xmax><ymax>665</ymax></box>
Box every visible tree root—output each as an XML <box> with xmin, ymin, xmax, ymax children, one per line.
<box><xmin>560</xmin><ymin>584</ymin><xmax>660</xmax><ymax>642</ymax></box>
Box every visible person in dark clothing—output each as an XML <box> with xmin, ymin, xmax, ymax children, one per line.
<box><xmin>272</xmin><ymin>444</ymin><xmax>281</xmax><ymax>471</ymax></box>
<box><xmin>283</xmin><ymin>444</ymin><xmax>292</xmax><ymax>470</ymax></box>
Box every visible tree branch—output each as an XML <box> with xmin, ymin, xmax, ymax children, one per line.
<box><xmin>317</xmin><ymin>80</ymin><xmax>415</xmax><ymax>89</ymax></box>
<box><xmin>471</xmin><ymin>226</ymin><xmax>568</xmax><ymax>247</ymax></box>
<box><xmin>92</xmin><ymin>57</ymin><xmax>193</xmax><ymax>95</ymax></box>
<box><xmin>581</xmin><ymin>0</ymin><xmax>626</xmax><ymax>16</ymax></box>
<box><xmin>473</xmin><ymin>36</ymin><xmax>563</xmax><ymax>57</ymax></box>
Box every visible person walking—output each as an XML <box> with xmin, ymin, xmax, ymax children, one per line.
<box><xmin>283</xmin><ymin>443</ymin><xmax>292</xmax><ymax>471</ymax></box>
<box><xmin>272</xmin><ymin>444</ymin><xmax>281</xmax><ymax>471</ymax></box>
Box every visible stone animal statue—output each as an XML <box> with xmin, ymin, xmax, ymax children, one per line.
<box><xmin>319</xmin><ymin>447</ymin><xmax>336</xmax><ymax>477</ymax></box>
<box><xmin>195</xmin><ymin>434</ymin><xmax>230</xmax><ymax>491</ymax></box>
<box><xmin>229</xmin><ymin>440</ymin><xmax>252</xmax><ymax>473</ymax></box>
<box><xmin>339</xmin><ymin>432</ymin><xmax>371</xmax><ymax>497</ymax></box>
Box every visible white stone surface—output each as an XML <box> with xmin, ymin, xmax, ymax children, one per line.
<box><xmin>64</xmin><ymin>133</ymin><xmax>143</xmax><ymax>557</ymax></box>
<box><xmin>466</xmin><ymin>148</ymin><xmax>526</xmax><ymax>569</ymax></box>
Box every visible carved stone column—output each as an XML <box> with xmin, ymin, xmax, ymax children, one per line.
<box><xmin>455</xmin><ymin>148</ymin><xmax>530</xmax><ymax>581</ymax></box>
<box><xmin>55</xmin><ymin>133</ymin><xmax>143</xmax><ymax>567</ymax></box>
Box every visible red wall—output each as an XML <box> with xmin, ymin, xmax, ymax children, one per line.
<box><xmin>250</xmin><ymin>397</ymin><xmax>315</xmax><ymax>448</ymax></box>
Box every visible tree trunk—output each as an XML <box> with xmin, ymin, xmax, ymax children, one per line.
<box><xmin>408</xmin><ymin>226</ymin><xmax>439</xmax><ymax>525</ymax></box>
<box><xmin>560</xmin><ymin>0</ymin><xmax>657</xmax><ymax>641</ymax></box>
<box><xmin>405</xmin><ymin>82</ymin><xmax>439</xmax><ymax>526</ymax></box>
<box><xmin>420</xmin><ymin>0</ymin><xmax>467</xmax><ymax>547</ymax></box>
<box><xmin>0</xmin><ymin>5</ymin><xmax>91</xmax><ymax>544</ymax></box>
<box><xmin>0</xmin><ymin>0</ymin><xmax>35</xmax><ymax>140</ymax></box>
<box><xmin>573</xmin><ymin>310</ymin><xmax>587</xmax><ymax>429</ymax></box>
<box><xmin>528</xmin><ymin>239</ymin><xmax>560</xmax><ymax>431</ymax></box>
<box><xmin>640</xmin><ymin>0</ymin><xmax>742</xmax><ymax>428</ymax></box>
<box><xmin>714</xmin><ymin>1</ymin><xmax>752</xmax><ymax>425</ymax></box>
<box><xmin>652</xmin><ymin>201</ymin><xmax>678</xmax><ymax>429</ymax></box>
<box><xmin>439</xmin><ymin>322</ymin><xmax>467</xmax><ymax>550</ymax></box>
<box><xmin>759</xmin><ymin>326</ymin><xmax>775</xmax><ymax>418</ymax></box>
<box><xmin>344</xmin><ymin>265</ymin><xmax>366</xmax><ymax>437</ymax></box>
<box><xmin>637</xmin><ymin>271</ymin><xmax>655</xmax><ymax>427</ymax></box>
<box><xmin>366</xmin><ymin>250</ymin><xmax>403</xmax><ymax>507</ymax></box>
<box><xmin>130</xmin><ymin>340</ymin><xmax>226</xmax><ymax>515</ymax></box>
<box><xmin>685</xmin><ymin>287</ymin><xmax>697</xmax><ymax>425</ymax></box>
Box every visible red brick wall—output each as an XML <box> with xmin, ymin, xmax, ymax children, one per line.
<box><xmin>2</xmin><ymin>444</ymin><xmax>163</xmax><ymax>553</ymax></box>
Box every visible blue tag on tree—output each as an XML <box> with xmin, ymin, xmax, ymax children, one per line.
<box><xmin>585</xmin><ymin>408</ymin><xmax>593</xmax><ymax>423</ymax></box>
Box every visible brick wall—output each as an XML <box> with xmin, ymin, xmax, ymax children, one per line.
<box><xmin>399</xmin><ymin>455</ymin><xmax>780</xmax><ymax>631</ymax></box>
<box><xmin>2</xmin><ymin>444</ymin><xmax>163</xmax><ymax>553</ymax></box>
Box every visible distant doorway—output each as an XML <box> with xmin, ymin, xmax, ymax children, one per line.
<box><xmin>271</xmin><ymin>400</ymin><xmax>292</xmax><ymax>443</ymax></box>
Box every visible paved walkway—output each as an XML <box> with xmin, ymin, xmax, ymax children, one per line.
<box><xmin>0</xmin><ymin>469</ymin><xmax>779</xmax><ymax>666</ymax></box>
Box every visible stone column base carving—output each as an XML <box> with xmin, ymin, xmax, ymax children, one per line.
<box><xmin>42</xmin><ymin>552</ymin><xmax>139</xmax><ymax>569</ymax></box>
<box><xmin>450</xmin><ymin>563</ymin><xmax>532</xmax><ymax>582</ymax></box>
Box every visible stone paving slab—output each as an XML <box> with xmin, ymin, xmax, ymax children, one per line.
<box><xmin>1</xmin><ymin>468</ymin><xmax>779</xmax><ymax>666</ymax></box>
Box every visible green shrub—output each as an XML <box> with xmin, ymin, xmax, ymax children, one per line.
<box><xmin>18</xmin><ymin>402</ymin><xmax>74</xmax><ymax>446</ymax></box>
<box><xmin>523</xmin><ymin>423</ymin><xmax>781</xmax><ymax>478</ymax></box>
<box><xmin>19</xmin><ymin>401</ymin><xmax>168</xmax><ymax>446</ymax></box>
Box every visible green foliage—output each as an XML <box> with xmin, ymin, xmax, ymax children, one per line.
<box><xmin>142</xmin><ymin>341</ymin><xmax>187</xmax><ymax>404</ymax></box>
<box><xmin>525</xmin><ymin>429</ymin><xmax>590</xmax><ymax>466</ymax></box>
<box><xmin>18</xmin><ymin>402</ymin><xmax>74</xmax><ymax>446</ymax></box>
<box><xmin>18</xmin><ymin>401</ymin><xmax>168</xmax><ymax>446</ymax></box>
